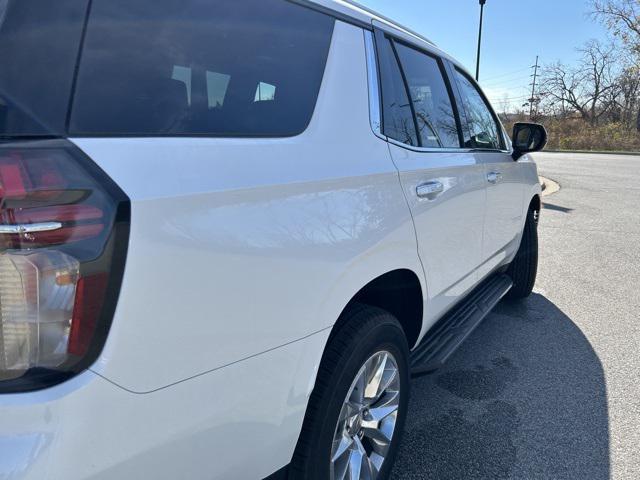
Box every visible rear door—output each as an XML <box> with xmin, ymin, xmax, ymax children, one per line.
<box><xmin>374</xmin><ymin>27</ymin><xmax>487</xmax><ymax>325</ymax></box>
<box><xmin>451</xmin><ymin>69</ymin><xmax>524</xmax><ymax>277</ymax></box>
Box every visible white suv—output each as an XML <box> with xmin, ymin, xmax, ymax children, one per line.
<box><xmin>0</xmin><ymin>1</ymin><xmax>546</xmax><ymax>479</ymax></box>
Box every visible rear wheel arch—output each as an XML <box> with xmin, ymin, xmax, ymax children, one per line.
<box><xmin>330</xmin><ymin>269</ymin><xmax>424</xmax><ymax>350</ymax></box>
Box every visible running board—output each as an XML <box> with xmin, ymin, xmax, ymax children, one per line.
<box><xmin>410</xmin><ymin>274</ymin><xmax>513</xmax><ymax>377</ymax></box>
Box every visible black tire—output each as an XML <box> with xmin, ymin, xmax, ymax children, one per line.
<box><xmin>290</xmin><ymin>304</ymin><xmax>410</xmax><ymax>480</ymax></box>
<box><xmin>505</xmin><ymin>207</ymin><xmax>538</xmax><ymax>299</ymax></box>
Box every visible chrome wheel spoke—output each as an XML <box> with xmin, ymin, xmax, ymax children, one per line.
<box><xmin>364</xmin><ymin>352</ymin><xmax>387</xmax><ymax>400</ymax></box>
<box><xmin>370</xmin><ymin>390</ymin><xmax>399</xmax><ymax>410</ymax></box>
<box><xmin>332</xmin><ymin>433</ymin><xmax>354</xmax><ymax>463</ymax></box>
<box><xmin>367</xmin><ymin>403</ymin><xmax>398</xmax><ymax>423</ymax></box>
<box><xmin>349</xmin><ymin>369</ymin><xmax>366</xmax><ymax>407</ymax></box>
<box><xmin>348</xmin><ymin>447</ymin><xmax>364</xmax><ymax>480</ymax></box>
<box><xmin>361</xmin><ymin>421</ymin><xmax>391</xmax><ymax>445</ymax></box>
<box><xmin>335</xmin><ymin>457</ymin><xmax>350</xmax><ymax>480</ymax></box>
<box><xmin>338</xmin><ymin>402</ymin><xmax>355</xmax><ymax>423</ymax></box>
<box><xmin>369</xmin><ymin>452</ymin><xmax>384</xmax><ymax>475</ymax></box>
<box><xmin>353</xmin><ymin>436</ymin><xmax>375</xmax><ymax>480</ymax></box>
<box><xmin>375</xmin><ymin>368</ymin><xmax>398</xmax><ymax>402</ymax></box>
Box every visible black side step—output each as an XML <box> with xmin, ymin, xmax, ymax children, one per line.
<box><xmin>410</xmin><ymin>274</ymin><xmax>512</xmax><ymax>376</ymax></box>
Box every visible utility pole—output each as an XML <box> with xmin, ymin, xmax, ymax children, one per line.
<box><xmin>475</xmin><ymin>0</ymin><xmax>486</xmax><ymax>81</ymax></box>
<box><xmin>529</xmin><ymin>55</ymin><xmax>539</xmax><ymax>118</ymax></box>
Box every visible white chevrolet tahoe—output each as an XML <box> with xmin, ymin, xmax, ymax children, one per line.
<box><xmin>0</xmin><ymin>0</ymin><xmax>546</xmax><ymax>479</ymax></box>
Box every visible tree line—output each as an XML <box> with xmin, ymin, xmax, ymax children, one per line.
<box><xmin>503</xmin><ymin>0</ymin><xmax>640</xmax><ymax>151</ymax></box>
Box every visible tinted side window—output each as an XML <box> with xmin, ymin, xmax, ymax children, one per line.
<box><xmin>394</xmin><ymin>43</ymin><xmax>460</xmax><ymax>148</ymax></box>
<box><xmin>377</xmin><ymin>36</ymin><xmax>418</xmax><ymax>146</ymax></box>
<box><xmin>0</xmin><ymin>0</ymin><xmax>88</xmax><ymax>136</ymax></box>
<box><xmin>454</xmin><ymin>69</ymin><xmax>502</xmax><ymax>150</ymax></box>
<box><xmin>70</xmin><ymin>0</ymin><xmax>335</xmax><ymax>136</ymax></box>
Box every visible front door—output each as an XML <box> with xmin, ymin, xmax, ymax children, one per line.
<box><xmin>450</xmin><ymin>69</ymin><xmax>525</xmax><ymax>277</ymax></box>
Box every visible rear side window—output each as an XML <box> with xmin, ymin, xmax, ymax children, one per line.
<box><xmin>70</xmin><ymin>0</ymin><xmax>335</xmax><ymax>137</ymax></box>
<box><xmin>0</xmin><ymin>0</ymin><xmax>88</xmax><ymax>136</ymax></box>
<box><xmin>454</xmin><ymin>69</ymin><xmax>503</xmax><ymax>150</ymax></box>
<box><xmin>377</xmin><ymin>37</ymin><xmax>419</xmax><ymax>147</ymax></box>
<box><xmin>394</xmin><ymin>43</ymin><xmax>460</xmax><ymax>148</ymax></box>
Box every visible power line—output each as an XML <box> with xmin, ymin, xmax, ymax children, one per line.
<box><xmin>481</xmin><ymin>74</ymin><xmax>533</xmax><ymax>89</ymax></box>
<box><xmin>487</xmin><ymin>95</ymin><xmax>529</xmax><ymax>102</ymax></box>
<box><xmin>480</xmin><ymin>66</ymin><xmax>531</xmax><ymax>82</ymax></box>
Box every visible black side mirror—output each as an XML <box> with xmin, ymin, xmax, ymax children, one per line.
<box><xmin>512</xmin><ymin>122</ymin><xmax>547</xmax><ymax>160</ymax></box>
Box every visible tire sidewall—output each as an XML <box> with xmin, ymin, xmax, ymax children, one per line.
<box><xmin>301</xmin><ymin>317</ymin><xmax>410</xmax><ymax>480</ymax></box>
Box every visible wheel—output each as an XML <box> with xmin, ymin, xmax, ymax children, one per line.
<box><xmin>290</xmin><ymin>305</ymin><xmax>410</xmax><ymax>480</ymax></box>
<box><xmin>505</xmin><ymin>207</ymin><xmax>538</xmax><ymax>299</ymax></box>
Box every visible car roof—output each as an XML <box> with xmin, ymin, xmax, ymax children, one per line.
<box><xmin>305</xmin><ymin>0</ymin><xmax>467</xmax><ymax>71</ymax></box>
<box><xmin>326</xmin><ymin>0</ymin><xmax>436</xmax><ymax>46</ymax></box>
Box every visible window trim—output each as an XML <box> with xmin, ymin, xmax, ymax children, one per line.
<box><xmin>452</xmin><ymin>66</ymin><xmax>508</xmax><ymax>152</ymax></box>
<box><xmin>368</xmin><ymin>23</ymin><xmax>511</xmax><ymax>154</ymax></box>
<box><xmin>372</xmin><ymin>27</ymin><xmax>419</xmax><ymax>147</ymax></box>
<box><xmin>370</xmin><ymin>26</ymin><xmax>467</xmax><ymax>152</ymax></box>
<box><xmin>388</xmin><ymin>39</ymin><xmax>422</xmax><ymax>147</ymax></box>
<box><xmin>391</xmin><ymin>38</ymin><xmax>465</xmax><ymax>149</ymax></box>
<box><xmin>364</xmin><ymin>30</ymin><xmax>385</xmax><ymax>141</ymax></box>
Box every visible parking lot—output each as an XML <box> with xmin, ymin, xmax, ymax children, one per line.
<box><xmin>393</xmin><ymin>152</ymin><xmax>640</xmax><ymax>479</ymax></box>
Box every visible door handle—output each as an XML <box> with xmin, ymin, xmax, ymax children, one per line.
<box><xmin>487</xmin><ymin>171</ymin><xmax>503</xmax><ymax>184</ymax></box>
<box><xmin>416</xmin><ymin>181</ymin><xmax>444</xmax><ymax>199</ymax></box>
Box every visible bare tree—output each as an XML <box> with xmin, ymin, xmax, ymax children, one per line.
<box><xmin>593</xmin><ymin>0</ymin><xmax>640</xmax><ymax>52</ymax></box>
<box><xmin>592</xmin><ymin>0</ymin><xmax>640</xmax><ymax>129</ymax></box>
<box><xmin>498</xmin><ymin>92</ymin><xmax>511</xmax><ymax>121</ymax></box>
<box><xmin>541</xmin><ymin>41</ymin><xmax>619</xmax><ymax>126</ymax></box>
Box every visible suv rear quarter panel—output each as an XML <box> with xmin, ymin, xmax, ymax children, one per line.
<box><xmin>72</xmin><ymin>21</ymin><xmax>424</xmax><ymax>393</ymax></box>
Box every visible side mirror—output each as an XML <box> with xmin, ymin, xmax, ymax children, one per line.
<box><xmin>512</xmin><ymin>122</ymin><xmax>547</xmax><ymax>160</ymax></box>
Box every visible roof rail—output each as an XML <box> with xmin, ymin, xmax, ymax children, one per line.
<box><xmin>339</xmin><ymin>0</ymin><xmax>436</xmax><ymax>46</ymax></box>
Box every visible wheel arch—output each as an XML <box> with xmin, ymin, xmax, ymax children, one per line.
<box><xmin>329</xmin><ymin>268</ymin><xmax>424</xmax><ymax>350</ymax></box>
<box><xmin>530</xmin><ymin>193</ymin><xmax>541</xmax><ymax>213</ymax></box>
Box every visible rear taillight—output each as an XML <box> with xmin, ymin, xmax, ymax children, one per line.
<box><xmin>0</xmin><ymin>140</ymin><xmax>129</xmax><ymax>392</ymax></box>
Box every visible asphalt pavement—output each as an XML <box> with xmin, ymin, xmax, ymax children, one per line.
<box><xmin>392</xmin><ymin>152</ymin><xmax>640</xmax><ymax>479</ymax></box>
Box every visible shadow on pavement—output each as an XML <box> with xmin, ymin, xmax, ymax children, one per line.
<box><xmin>392</xmin><ymin>294</ymin><xmax>609</xmax><ymax>480</ymax></box>
<box><xmin>543</xmin><ymin>203</ymin><xmax>574</xmax><ymax>214</ymax></box>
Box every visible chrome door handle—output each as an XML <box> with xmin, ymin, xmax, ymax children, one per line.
<box><xmin>487</xmin><ymin>171</ymin><xmax>503</xmax><ymax>184</ymax></box>
<box><xmin>416</xmin><ymin>181</ymin><xmax>444</xmax><ymax>198</ymax></box>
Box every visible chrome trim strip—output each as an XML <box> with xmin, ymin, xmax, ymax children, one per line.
<box><xmin>387</xmin><ymin>138</ymin><xmax>472</xmax><ymax>154</ymax></box>
<box><xmin>364</xmin><ymin>30</ymin><xmax>386</xmax><ymax>141</ymax></box>
<box><xmin>387</xmin><ymin>138</ymin><xmax>511</xmax><ymax>155</ymax></box>
<box><xmin>0</xmin><ymin>222</ymin><xmax>63</xmax><ymax>234</ymax></box>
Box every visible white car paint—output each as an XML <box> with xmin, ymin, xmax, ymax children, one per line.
<box><xmin>388</xmin><ymin>142</ymin><xmax>487</xmax><ymax>332</ymax></box>
<box><xmin>72</xmin><ymin>21</ymin><xmax>424</xmax><ymax>393</ymax></box>
<box><xmin>0</xmin><ymin>2</ymin><xmax>541</xmax><ymax>479</ymax></box>
<box><xmin>0</xmin><ymin>329</ymin><xmax>331</xmax><ymax>480</ymax></box>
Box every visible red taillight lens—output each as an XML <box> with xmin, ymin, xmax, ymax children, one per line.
<box><xmin>68</xmin><ymin>273</ymin><xmax>108</xmax><ymax>357</ymax></box>
<box><xmin>0</xmin><ymin>140</ymin><xmax>129</xmax><ymax>392</ymax></box>
<box><xmin>0</xmin><ymin>148</ymin><xmax>108</xmax><ymax>250</ymax></box>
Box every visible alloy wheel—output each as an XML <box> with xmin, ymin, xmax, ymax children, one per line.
<box><xmin>329</xmin><ymin>350</ymin><xmax>401</xmax><ymax>480</ymax></box>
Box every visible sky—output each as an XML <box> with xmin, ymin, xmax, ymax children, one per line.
<box><xmin>358</xmin><ymin>0</ymin><xmax>611</xmax><ymax>110</ymax></box>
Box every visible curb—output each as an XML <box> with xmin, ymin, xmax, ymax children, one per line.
<box><xmin>544</xmin><ymin>150</ymin><xmax>639</xmax><ymax>156</ymax></box>
<box><xmin>539</xmin><ymin>176</ymin><xmax>559</xmax><ymax>197</ymax></box>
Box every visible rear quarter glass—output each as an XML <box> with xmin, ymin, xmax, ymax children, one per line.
<box><xmin>0</xmin><ymin>0</ymin><xmax>88</xmax><ymax>136</ymax></box>
<box><xmin>69</xmin><ymin>0</ymin><xmax>335</xmax><ymax>137</ymax></box>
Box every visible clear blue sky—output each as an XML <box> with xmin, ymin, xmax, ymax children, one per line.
<box><xmin>359</xmin><ymin>0</ymin><xmax>610</xmax><ymax>109</ymax></box>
